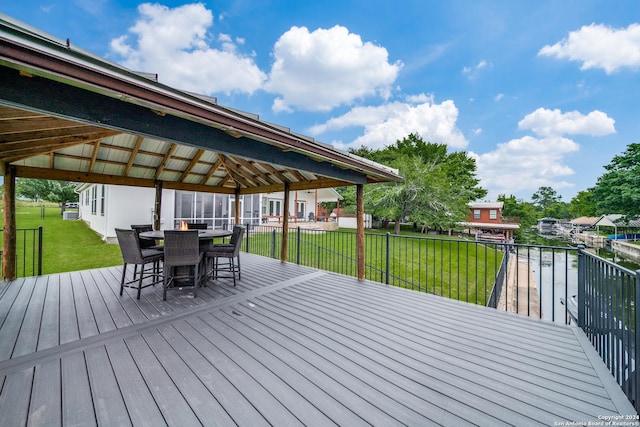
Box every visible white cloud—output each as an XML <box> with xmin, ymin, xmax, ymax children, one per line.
<box><xmin>264</xmin><ymin>25</ymin><xmax>403</xmax><ymax>112</ymax></box>
<box><xmin>473</xmin><ymin>136</ymin><xmax>580</xmax><ymax>198</ymax></box>
<box><xmin>494</xmin><ymin>93</ymin><xmax>504</xmax><ymax>102</ymax></box>
<box><xmin>539</xmin><ymin>23</ymin><xmax>640</xmax><ymax>74</ymax></box>
<box><xmin>462</xmin><ymin>59</ymin><xmax>492</xmax><ymax>79</ymax></box>
<box><xmin>109</xmin><ymin>3</ymin><xmax>266</xmax><ymax>95</ymax></box>
<box><xmin>309</xmin><ymin>96</ymin><xmax>467</xmax><ymax>150</ymax></box>
<box><xmin>518</xmin><ymin>108</ymin><xmax>616</xmax><ymax>137</ymax></box>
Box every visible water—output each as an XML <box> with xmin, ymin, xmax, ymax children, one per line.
<box><xmin>515</xmin><ymin>230</ymin><xmax>639</xmax><ymax>323</ymax></box>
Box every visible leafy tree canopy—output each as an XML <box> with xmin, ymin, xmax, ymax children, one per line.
<box><xmin>531</xmin><ymin>186</ymin><xmax>562</xmax><ymax>210</ymax></box>
<box><xmin>592</xmin><ymin>143</ymin><xmax>640</xmax><ymax>218</ymax></box>
<box><xmin>348</xmin><ymin>133</ymin><xmax>486</xmax><ymax>233</ymax></box>
<box><xmin>568</xmin><ymin>189</ymin><xmax>598</xmax><ymax>218</ymax></box>
<box><xmin>16</xmin><ymin>178</ymin><xmax>78</xmax><ymax>204</ymax></box>
<box><xmin>497</xmin><ymin>194</ymin><xmax>538</xmax><ymax>231</ymax></box>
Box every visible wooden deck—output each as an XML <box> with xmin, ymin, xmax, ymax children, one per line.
<box><xmin>0</xmin><ymin>253</ymin><xmax>635</xmax><ymax>426</ymax></box>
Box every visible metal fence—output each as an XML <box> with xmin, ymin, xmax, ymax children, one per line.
<box><xmin>244</xmin><ymin>226</ymin><xmax>577</xmax><ymax>319</ymax></box>
<box><xmin>577</xmin><ymin>247</ymin><xmax>640</xmax><ymax>411</ymax></box>
<box><xmin>0</xmin><ymin>227</ymin><xmax>43</xmax><ymax>277</ymax></box>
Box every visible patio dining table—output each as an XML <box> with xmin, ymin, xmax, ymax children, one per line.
<box><xmin>139</xmin><ymin>229</ymin><xmax>234</xmax><ymax>288</ymax></box>
<box><xmin>139</xmin><ymin>229</ymin><xmax>233</xmax><ymax>241</ymax></box>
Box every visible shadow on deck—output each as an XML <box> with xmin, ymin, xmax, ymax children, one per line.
<box><xmin>0</xmin><ymin>253</ymin><xmax>635</xmax><ymax>426</ymax></box>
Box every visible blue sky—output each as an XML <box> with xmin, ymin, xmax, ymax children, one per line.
<box><xmin>3</xmin><ymin>1</ymin><xmax>640</xmax><ymax>202</ymax></box>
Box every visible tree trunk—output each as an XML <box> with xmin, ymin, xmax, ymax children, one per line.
<box><xmin>394</xmin><ymin>218</ymin><xmax>401</xmax><ymax>235</ymax></box>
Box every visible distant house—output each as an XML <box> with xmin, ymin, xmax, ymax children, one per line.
<box><xmin>537</xmin><ymin>217</ymin><xmax>560</xmax><ymax>234</ymax></box>
<box><xmin>75</xmin><ymin>184</ymin><xmax>342</xmax><ymax>242</ymax></box>
<box><xmin>593</xmin><ymin>214</ymin><xmax>640</xmax><ymax>240</ymax></box>
<box><xmin>569</xmin><ymin>216</ymin><xmax>599</xmax><ymax>232</ymax></box>
<box><xmin>458</xmin><ymin>202</ymin><xmax>520</xmax><ymax>242</ymax></box>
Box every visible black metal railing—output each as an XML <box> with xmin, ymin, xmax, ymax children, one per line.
<box><xmin>577</xmin><ymin>246</ymin><xmax>640</xmax><ymax>411</ymax></box>
<box><xmin>244</xmin><ymin>226</ymin><xmax>578</xmax><ymax>317</ymax></box>
<box><xmin>0</xmin><ymin>227</ymin><xmax>43</xmax><ymax>277</ymax></box>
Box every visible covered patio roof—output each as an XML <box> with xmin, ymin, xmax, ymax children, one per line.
<box><xmin>0</xmin><ymin>14</ymin><xmax>401</xmax><ymax>280</ymax></box>
<box><xmin>0</xmin><ymin>14</ymin><xmax>400</xmax><ymax>195</ymax></box>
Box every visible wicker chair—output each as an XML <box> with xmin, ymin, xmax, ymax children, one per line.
<box><xmin>130</xmin><ymin>224</ymin><xmax>163</xmax><ymax>250</ymax></box>
<box><xmin>162</xmin><ymin>230</ymin><xmax>203</xmax><ymax>300</ymax></box>
<box><xmin>115</xmin><ymin>228</ymin><xmax>163</xmax><ymax>299</ymax></box>
<box><xmin>205</xmin><ymin>225</ymin><xmax>245</xmax><ymax>286</ymax></box>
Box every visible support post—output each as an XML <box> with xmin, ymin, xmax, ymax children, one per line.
<box><xmin>356</xmin><ymin>183</ymin><xmax>365</xmax><ymax>281</ymax></box>
<box><xmin>281</xmin><ymin>182</ymin><xmax>290</xmax><ymax>263</ymax></box>
<box><xmin>154</xmin><ymin>180</ymin><xmax>162</xmax><ymax>230</ymax></box>
<box><xmin>3</xmin><ymin>164</ymin><xmax>16</xmax><ymax>280</ymax></box>
<box><xmin>234</xmin><ymin>187</ymin><xmax>241</xmax><ymax>225</ymax></box>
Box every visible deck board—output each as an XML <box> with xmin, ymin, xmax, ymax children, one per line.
<box><xmin>105</xmin><ymin>340</ymin><xmax>167</xmax><ymax>426</ymax></box>
<box><xmin>0</xmin><ymin>252</ymin><xmax>635</xmax><ymax>426</ymax></box>
<box><xmin>29</xmin><ymin>360</ymin><xmax>62</xmax><ymax>427</ymax></box>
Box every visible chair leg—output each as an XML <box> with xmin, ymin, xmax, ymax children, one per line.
<box><xmin>163</xmin><ymin>265</ymin><xmax>169</xmax><ymax>301</ymax></box>
<box><xmin>137</xmin><ymin>264</ymin><xmax>144</xmax><ymax>300</ymax></box>
<box><xmin>237</xmin><ymin>255</ymin><xmax>241</xmax><ymax>280</ymax></box>
<box><xmin>231</xmin><ymin>258</ymin><xmax>236</xmax><ymax>287</ymax></box>
<box><xmin>194</xmin><ymin>263</ymin><xmax>199</xmax><ymax>298</ymax></box>
<box><xmin>120</xmin><ymin>264</ymin><xmax>127</xmax><ymax>296</ymax></box>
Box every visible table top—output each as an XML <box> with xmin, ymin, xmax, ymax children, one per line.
<box><xmin>139</xmin><ymin>229</ymin><xmax>233</xmax><ymax>240</ymax></box>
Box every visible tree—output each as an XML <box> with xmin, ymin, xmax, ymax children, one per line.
<box><xmin>531</xmin><ymin>186</ymin><xmax>561</xmax><ymax>211</ymax></box>
<box><xmin>366</xmin><ymin>155</ymin><xmax>471</xmax><ymax>234</ymax></box>
<box><xmin>568</xmin><ymin>189</ymin><xmax>597</xmax><ymax>218</ymax></box>
<box><xmin>350</xmin><ymin>133</ymin><xmax>487</xmax><ymax>202</ymax></box>
<box><xmin>348</xmin><ymin>133</ymin><xmax>487</xmax><ymax>233</ymax></box>
<box><xmin>497</xmin><ymin>194</ymin><xmax>538</xmax><ymax>231</ymax></box>
<box><xmin>16</xmin><ymin>178</ymin><xmax>78</xmax><ymax>204</ymax></box>
<box><xmin>592</xmin><ymin>143</ymin><xmax>640</xmax><ymax>218</ymax></box>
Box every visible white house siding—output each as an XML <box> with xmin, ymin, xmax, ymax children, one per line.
<box><xmin>78</xmin><ymin>185</ymin><xmax>172</xmax><ymax>242</ymax></box>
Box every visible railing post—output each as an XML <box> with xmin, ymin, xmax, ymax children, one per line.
<box><xmin>37</xmin><ymin>226</ymin><xmax>43</xmax><ymax>276</ymax></box>
<box><xmin>270</xmin><ymin>229</ymin><xmax>276</xmax><ymax>259</ymax></box>
<box><xmin>635</xmin><ymin>269</ymin><xmax>640</xmax><ymax>410</ymax></box>
<box><xmin>385</xmin><ymin>232</ymin><xmax>390</xmax><ymax>285</ymax></box>
<box><xmin>296</xmin><ymin>227</ymin><xmax>301</xmax><ymax>265</ymax></box>
<box><xmin>577</xmin><ymin>245</ymin><xmax>585</xmax><ymax>328</ymax></box>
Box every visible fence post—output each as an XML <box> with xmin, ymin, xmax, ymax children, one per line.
<box><xmin>37</xmin><ymin>226</ymin><xmax>43</xmax><ymax>276</ymax></box>
<box><xmin>635</xmin><ymin>269</ymin><xmax>640</xmax><ymax>411</ymax></box>
<box><xmin>270</xmin><ymin>229</ymin><xmax>276</xmax><ymax>259</ymax></box>
<box><xmin>577</xmin><ymin>245</ymin><xmax>585</xmax><ymax>328</ymax></box>
<box><xmin>385</xmin><ymin>232</ymin><xmax>390</xmax><ymax>285</ymax></box>
<box><xmin>296</xmin><ymin>227</ymin><xmax>301</xmax><ymax>265</ymax></box>
<box><xmin>244</xmin><ymin>224</ymin><xmax>249</xmax><ymax>253</ymax></box>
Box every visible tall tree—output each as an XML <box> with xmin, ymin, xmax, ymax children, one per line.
<box><xmin>592</xmin><ymin>143</ymin><xmax>640</xmax><ymax>218</ymax></box>
<box><xmin>497</xmin><ymin>194</ymin><xmax>538</xmax><ymax>231</ymax></box>
<box><xmin>568</xmin><ymin>189</ymin><xmax>598</xmax><ymax>218</ymax></box>
<box><xmin>365</xmin><ymin>155</ymin><xmax>471</xmax><ymax>234</ymax></box>
<box><xmin>349</xmin><ymin>133</ymin><xmax>486</xmax><ymax>233</ymax></box>
<box><xmin>531</xmin><ymin>186</ymin><xmax>561</xmax><ymax>211</ymax></box>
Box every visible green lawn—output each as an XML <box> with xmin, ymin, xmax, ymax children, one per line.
<box><xmin>1</xmin><ymin>204</ymin><xmax>123</xmax><ymax>275</ymax></box>
<box><xmin>246</xmin><ymin>227</ymin><xmax>503</xmax><ymax>305</ymax></box>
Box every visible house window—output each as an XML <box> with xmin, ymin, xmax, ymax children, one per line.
<box><xmin>100</xmin><ymin>185</ymin><xmax>105</xmax><ymax>216</ymax></box>
<box><xmin>473</xmin><ymin>209</ymin><xmax>481</xmax><ymax>220</ymax></box>
<box><xmin>91</xmin><ymin>186</ymin><xmax>97</xmax><ymax>215</ymax></box>
<box><xmin>489</xmin><ymin>210</ymin><xmax>497</xmax><ymax>220</ymax></box>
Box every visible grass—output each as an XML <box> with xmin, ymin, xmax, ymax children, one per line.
<box><xmin>1</xmin><ymin>204</ymin><xmax>122</xmax><ymax>275</ymax></box>
<box><xmin>246</xmin><ymin>227</ymin><xmax>503</xmax><ymax>305</ymax></box>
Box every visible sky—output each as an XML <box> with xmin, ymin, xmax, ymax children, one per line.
<box><xmin>3</xmin><ymin>0</ymin><xmax>640</xmax><ymax>202</ymax></box>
